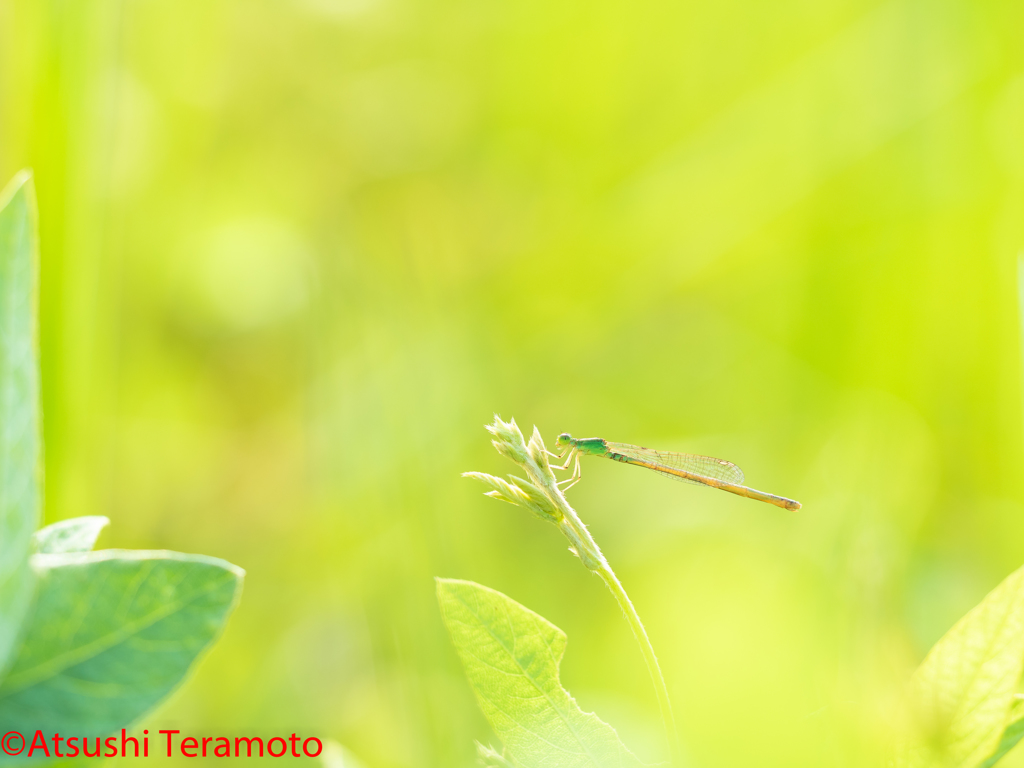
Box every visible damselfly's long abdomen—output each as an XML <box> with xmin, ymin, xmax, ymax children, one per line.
<box><xmin>613</xmin><ymin>450</ymin><xmax>801</xmax><ymax>510</ymax></box>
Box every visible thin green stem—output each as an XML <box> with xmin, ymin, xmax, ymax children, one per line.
<box><xmin>544</xmin><ymin>460</ymin><xmax>680</xmax><ymax>765</ymax></box>
<box><xmin>553</xmin><ymin>506</ymin><xmax>679</xmax><ymax>764</ymax></box>
<box><xmin>597</xmin><ymin>565</ymin><xmax>681</xmax><ymax>767</ymax></box>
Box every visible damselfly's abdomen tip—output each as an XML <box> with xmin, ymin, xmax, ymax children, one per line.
<box><xmin>787</xmin><ymin>499</ymin><xmax>802</xmax><ymax>510</ymax></box>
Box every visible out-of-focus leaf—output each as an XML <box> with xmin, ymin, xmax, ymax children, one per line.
<box><xmin>32</xmin><ymin>516</ymin><xmax>109</xmax><ymax>554</ymax></box>
<box><xmin>437</xmin><ymin>578</ymin><xmax>645</xmax><ymax>768</ymax></box>
<box><xmin>978</xmin><ymin>699</ymin><xmax>1024</xmax><ymax>768</ymax></box>
<box><xmin>900</xmin><ymin>564</ymin><xmax>1024</xmax><ymax>767</ymax></box>
<box><xmin>0</xmin><ymin>549</ymin><xmax>243</xmax><ymax>756</ymax></box>
<box><xmin>320</xmin><ymin>740</ymin><xmax>370</xmax><ymax>768</ymax></box>
<box><xmin>0</xmin><ymin>171</ymin><xmax>41</xmax><ymax>679</ymax></box>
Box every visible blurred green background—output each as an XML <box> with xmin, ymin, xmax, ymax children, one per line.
<box><xmin>2</xmin><ymin>0</ymin><xmax>1024</xmax><ymax>765</ymax></box>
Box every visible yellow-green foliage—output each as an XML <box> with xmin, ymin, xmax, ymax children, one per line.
<box><xmin>2</xmin><ymin>0</ymin><xmax>1024</xmax><ymax>766</ymax></box>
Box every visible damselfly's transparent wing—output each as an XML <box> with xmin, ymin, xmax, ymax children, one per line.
<box><xmin>605</xmin><ymin>442</ymin><xmax>745</xmax><ymax>487</ymax></box>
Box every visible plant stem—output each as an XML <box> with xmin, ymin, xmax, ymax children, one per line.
<box><xmin>597</xmin><ymin>564</ymin><xmax>681</xmax><ymax>767</ymax></box>
<box><xmin>546</xmin><ymin>472</ymin><xmax>680</xmax><ymax>765</ymax></box>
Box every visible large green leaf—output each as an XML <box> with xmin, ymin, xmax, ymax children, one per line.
<box><xmin>0</xmin><ymin>549</ymin><xmax>243</xmax><ymax>754</ymax></box>
<box><xmin>900</xmin><ymin>563</ymin><xmax>1024</xmax><ymax>767</ymax></box>
<box><xmin>0</xmin><ymin>171</ymin><xmax>42</xmax><ymax>678</ymax></box>
<box><xmin>437</xmin><ymin>578</ymin><xmax>645</xmax><ymax>768</ymax></box>
<box><xmin>32</xmin><ymin>516</ymin><xmax>109</xmax><ymax>554</ymax></box>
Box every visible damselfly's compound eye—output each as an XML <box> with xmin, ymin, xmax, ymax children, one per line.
<box><xmin>556</xmin><ymin>433</ymin><xmax>572</xmax><ymax>446</ymax></box>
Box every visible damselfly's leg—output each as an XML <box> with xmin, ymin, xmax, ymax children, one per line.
<box><xmin>546</xmin><ymin>443</ymin><xmax>573</xmax><ymax>462</ymax></box>
<box><xmin>549</xmin><ymin>447</ymin><xmax>576</xmax><ymax>471</ymax></box>
<box><xmin>557</xmin><ymin>453</ymin><xmax>582</xmax><ymax>491</ymax></box>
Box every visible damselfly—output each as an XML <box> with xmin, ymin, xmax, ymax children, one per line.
<box><xmin>553</xmin><ymin>433</ymin><xmax>801</xmax><ymax>510</ymax></box>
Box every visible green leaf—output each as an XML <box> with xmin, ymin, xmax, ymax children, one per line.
<box><xmin>0</xmin><ymin>549</ymin><xmax>243</xmax><ymax>752</ymax></box>
<box><xmin>901</xmin><ymin>564</ymin><xmax>1024</xmax><ymax>767</ymax></box>
<box><xmin>32</xmin><ymin>517</ymin><xmax>109</xmax><ymax>554</ymax></box>
<box><xmin>978</xmin><ymin>699</ymin><xmax>1024</xmax><ymax>768</ymax></box>
<box><xmin>0</xmin><ymin>171</ymin><xmax>42</xmax><ymax>678</ymax></box>
<box><xmin>320</xmin><ymin>740</ymin><xmax>371</xmax><ymax>768</ymax></box>
<box><xmin>436</xmin><ymin>578</ymin><xmax>645</xmax><ymax>768</ymax></box>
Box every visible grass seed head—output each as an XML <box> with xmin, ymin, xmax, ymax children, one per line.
<box><xmin>462</xmin><ymin>471</ymin><xmax>561</xmax><ymax>522</ymax></box>
<box><xmin>527</xmin><ymin>426</ymin><xmax>551</xmax><ymax>472</ymax></box>
<box><xmin>485</xmin><ymin>415</ymin><xmax>530</xmax><ymax>464</ymax></box>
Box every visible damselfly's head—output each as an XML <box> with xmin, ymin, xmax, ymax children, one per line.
<box><xmin>556</xmin><ymin>433</ymin><xmax>573</xmax><ymax>448</ymax></box>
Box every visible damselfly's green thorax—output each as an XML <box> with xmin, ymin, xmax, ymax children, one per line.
<box><xmin>553</xmin><ymin>432</ymin><xmax>801</xmax><ymax>511</ymax></box>
<box><xmin>556</xmin><ymin>433</ymin><xmax>608</xmax><ymax>456</ymax></box>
